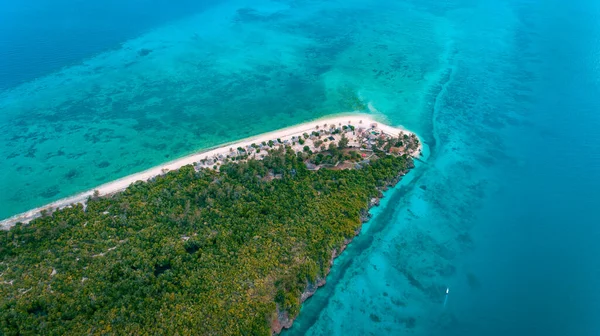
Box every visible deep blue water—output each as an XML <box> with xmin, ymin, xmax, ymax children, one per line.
<box><xmin>0</xmin><ymin>0</ymin><xmax>219</xmax><ymax>89</ymax></box>
<box><xmin>1</xmin><ymin>0</ymin><xmax>599</xmax><ymax>335</ymax></box>
<box><xmin>445</xmin><ymin>2</ymin><xmax>600</xmax><ymax>334</ymax></box>
<box><xmin>459</xmin><ymin>1</ymin><xmax>600</xmax><ymax>334</ymax></box>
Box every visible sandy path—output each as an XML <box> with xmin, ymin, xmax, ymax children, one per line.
<box><xmin>1</xmin><ymin>113</ymin><xmax>416</xmax><ymax>230</ymax></box>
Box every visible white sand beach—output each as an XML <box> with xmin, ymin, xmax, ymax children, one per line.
<box><xmin>1</xmin><ymin>114</ymin><xmax>419</xmax><ymax>230</ymax></box>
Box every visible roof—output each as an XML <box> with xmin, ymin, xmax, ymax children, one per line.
<box><xmin>305</xmin><ymin>162</ymin><xmax>318</xmax><ymax>170</ymax></box>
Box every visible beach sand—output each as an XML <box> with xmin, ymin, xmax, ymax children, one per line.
<box><xmin>1</xmin><ymin>113</ymin><xmax>419</xmax><ymax>230</ymax></box>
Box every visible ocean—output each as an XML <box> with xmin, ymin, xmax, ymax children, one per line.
<box><xmin>1</xmin><ymin>0</ymin><xmax>599</xmax><ymax>335</ymax></box>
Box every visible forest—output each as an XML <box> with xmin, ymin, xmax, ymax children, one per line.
<box><xmin>0</xmin><ymin>147</ymin><xmax>413</xmax><ymax>335</ymax></box>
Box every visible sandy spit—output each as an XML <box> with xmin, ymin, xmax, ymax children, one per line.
<box><xmin>1</xmin><ymin>113</ymin><xmax>418</xmax><ymax>230</ymax></box>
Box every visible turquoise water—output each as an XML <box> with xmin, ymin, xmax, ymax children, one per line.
<box><xmin>286</xmin><ymin>1</ymin><xmax>600</xmax><ymax>335</ymax></box>
<box><xmin>2</xmin><ymin>0</ymin><xmax>599</xmax><ymax>334</ymax></box>
<box><xmin>1</xmin><ymin>0</ymin><xmax>446</xmax><ymax>220</ymax></box>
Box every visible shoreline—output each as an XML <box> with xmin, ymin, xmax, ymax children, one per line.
<box><xmin>274</xmin><ymin>154</ymin><xmax>417</xmax><ymax>334</ymax></box>
<box><xmin>1</xmin><ymin>113</ymin><xmax>419</xmax><ymax>230</ymax></box>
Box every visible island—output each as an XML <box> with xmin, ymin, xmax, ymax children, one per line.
<box><xmin>0</xmin><ymin>115</ymin><xmax>421</xmax><ymax>335</ymax></box>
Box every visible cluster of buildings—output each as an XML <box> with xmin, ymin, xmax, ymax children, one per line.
<box><xmin>195</xmin><ymin>121</ymin><xmax>418</xmax><ymax>171</ymax></box>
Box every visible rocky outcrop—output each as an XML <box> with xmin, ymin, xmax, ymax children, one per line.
<box><xmin>360</xmin><ymin>209</ymin><xmax>372</xmax><ymax>223</ymax></box>
<box><xmin>300</xmin><ymin>277</ymin><xmax>327</xmax><ymax>303</ymax></box>
<box><xmin>271</xmin><ymin>310</ymin><xmax>293</xmax><ymax>334</ymax></box>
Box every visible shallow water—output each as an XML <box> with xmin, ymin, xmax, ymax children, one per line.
<box><xmin>2</xmin><ymin>0</ymin><xmax>599</xmax><ymax>334</ymax></box>
<box><xmin>0</xmin><ymin>0</ymin><xmax>446</xmax><ymax>220</ymax></box>
<box><xmin>286</xmin><ymin>1</ymin><xmax>600</xmax><ymax>335</ymax></box>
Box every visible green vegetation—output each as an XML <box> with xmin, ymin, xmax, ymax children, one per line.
<box><xmin>0</xmin><ymin>147</ymin><xmax>412</xmax><ymax>335</ymax></box>
<box><xmin>338</xmin><ymin>134</ymin><xmax>349</xmax><ymax>149</ymax></box>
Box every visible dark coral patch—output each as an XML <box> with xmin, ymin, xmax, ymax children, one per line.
<box><xmin>138</xmin><ymin>48</ymin><xmax>153</xmax><ymax>56</ymax></box>
<box><xmin>40</xmin><ymin>185</ymin><xmax>60</xmax><ymax>198</ymax></box>
<box><xmin>369</xmin><ymin>314</ymin><xmax>381</xmax><ymax>322</ymax></box>
<box><xmin>64</xmin><ymin>169</ymin><xmax>80</xmax><ymax>180</ymax></box>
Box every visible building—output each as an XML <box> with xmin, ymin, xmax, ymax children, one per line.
<box><xmin>390</xmin><ymin>146</ymin><xmax>405</xmax><ymax>154</ymax></box>
<box><xmin>305</xmin><ymin>162</ymin><xmax>318</xmax><ymax>170</ymax></box>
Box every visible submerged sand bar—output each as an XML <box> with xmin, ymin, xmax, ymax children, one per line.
<box><xmin>1</xmin><ymin>114</ymin><xmax>418</xmax><ymax>230</ymax></box>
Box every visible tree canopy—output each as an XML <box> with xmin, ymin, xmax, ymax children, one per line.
<box><xmin>0</xmin><ymin>147</ymin><xmax>412</xmax><ymax>335</ymax></box>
